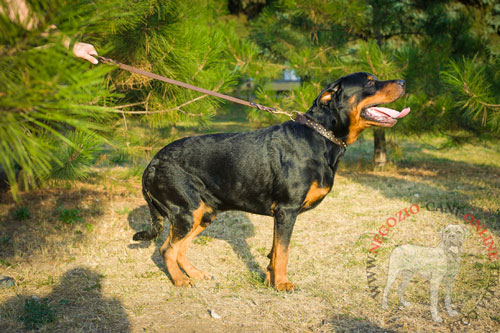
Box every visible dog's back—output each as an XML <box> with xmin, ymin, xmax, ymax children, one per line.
<box><xmin>388</xmin><ymin>244</ymin><xmax>448</xmax><ymax>278</ymax></box>
<box><xmin>143</xmin><ymin>121</ymin><xmax>335</xmax><ymax>215</ymax></box>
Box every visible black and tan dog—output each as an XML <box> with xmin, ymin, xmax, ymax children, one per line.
<box><xmin>134</xmin><ymin>72</ymin><xmax>410</xmax><ymax>291</ymax></box>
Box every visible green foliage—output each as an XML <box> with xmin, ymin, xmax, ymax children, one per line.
<box><xmin>193</xmin><ymin>235</ymin><xmax>214</xmax><ymax>245</ymax></box>
<box><xmin>244</xmin><ymin>0</ymin><xmax>500</xmax><ymax>145</ymax></box>
<box><xmin>0</xmin><ymin>235</ymin><xmax>10</xmax><ymax>245</ymax></box>
<box><xmin>20</xmin><ymin>298</ymin><xmax>57</xmax><ymax>330</ymax></box>
<box><xmin>0</xmin><ymin>0</ymin><xmax>119</xmax><ymax>199</ymax></box>
<box><xmin>84</xmin><ymin>222</ymin><xmax>94</xmax><ymax>232</ymax></box>
<box><xmin>13</xmin><ymin>206</ymin><xmax>31</xmax><ymax>221</ymax></box>
<box><xmin>92</xmin><ymin>0</ymin><xmax>244</xmax><ymax>128</ymax></box>
<box><xmin>0</xmin><ymin>0</ymin><xmax>253</xmax><ymax>200</ymax></box>
<box><xmin>57</xmin><ymin>205</ymin><xmax>83</xmax><ymax>224</ymax></box>
<box><xmin>0</xmin><ymin>258</ymin><xmax>11</xmax><ymax>267</ymax></box>
<box><xmin>48</xmin><ymin>131</ymin><xmax>103</xmax><ymax>183</ymax></box>
<box><xmin>442</xmin><ymin>57</ymin><xmax>500</xmax><ymax>133</ymax></box>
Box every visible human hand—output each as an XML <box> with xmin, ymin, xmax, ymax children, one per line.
<box><xmin>73</xmin><ymin>42</ymin><xmax>98</xmax><ymax>64</ymax></box>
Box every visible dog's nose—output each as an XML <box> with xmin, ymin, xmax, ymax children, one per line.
<box><xmin>397</xmin><ymin>80</ymin><xmax>406</xmax><ymax>88</ymax></box>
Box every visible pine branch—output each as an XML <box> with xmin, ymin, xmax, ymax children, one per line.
<box><xmin>110</xmin><ymin>80</ymin><xmax>224</xmax><ymax>116</ymax></box>
<box><xmin>67</xmin><ymin>145</ymin><xmax>83</xmax><ymax>163</ymax></box>
<box><xmin>192</xmin><ymin>50</ymin><xmax>210</xmax><ymax>80</ymax></box>
<box><xmin>463</xmin><ymin>83</ymin><xmax>500</xmax><ymax>109</ymax></box>
<box><xmin>365</xmin><ymin>50</ymin><xmax>378</xmax><ymax>77</ymax></box>
<box><xmin>225</xmin><ymin>36</ymin><xmax>245</xmax><ymax>66</ymax></box>
<box><xmin>113</xmin><ymin>101</ymin><xmax>146</xmax><ymax>109</ymax></box>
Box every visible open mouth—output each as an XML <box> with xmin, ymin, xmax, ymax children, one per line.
<box><xmin>361</xmin><ymin>106</ymin><xmax>411</xmax><ymax>127</ymax></box>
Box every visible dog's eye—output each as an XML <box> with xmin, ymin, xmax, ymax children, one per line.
<box><xmin>366</xmin><ymin>80</ymin><xmax>375</xmax><ymax>88</ymax></box>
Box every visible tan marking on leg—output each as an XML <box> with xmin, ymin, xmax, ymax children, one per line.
<box><xmin>266</xmin><ymin>224</ymin><xmax>295</xmax><ymax>292</ymax></box>
<box><xmin>177</xmin><ymin>203</ymin><xmax>213</xmax><ymax>280</ymax></box>
<box><xmin>160</xmin><ymin>203</ymin><xmax>211</xmax><ymax>287</ymax></box>
<box><xmin>302</xmin><ymin>181</ymin><xmax>331</xmax><ymax>209</ymax></box>
<box><xmin>163</xmin><ymin>237</ymin><xmax>191</xmax><ymax>287</ymax></box>
<box><xmin>177</xmin><ymin>224</ymin><xmax>211</xmax><ymax>280</ymax></box>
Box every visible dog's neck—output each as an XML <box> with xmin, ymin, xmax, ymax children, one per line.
<box><xmin>305</xmin><ymin>104</ymin><xmax>350</xmax><ymax>140</ymax></box>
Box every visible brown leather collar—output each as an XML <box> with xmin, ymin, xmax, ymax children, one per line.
<box><xmin>294</xmin><ymin>113</ymin><xmax>347</xmax><ymax>149</ymax></box>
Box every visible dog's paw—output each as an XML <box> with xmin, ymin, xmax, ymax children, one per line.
<box><xmin>401</xmin><ymin>300</ymin><xmax>411</xmax><ymax>307</ymax></box>
<box><xmin>381</xmin><ymin>301</ymin><xmax>389</xmax><ymax>310</ymax></box>
<box><xmin>275</xmin><ymin>281</ymin><xmax>296</xmax><ymax>292</ymax></box>
<box><xmin>447</xmin><ymin>309</ymin><xmax>460</xmax><ymax>317</ymax></box>
<box><xmin>173</xmin><ymin>277</ymin><xmax>194</xmax><ymax>288</ymax></box>
<box><xmin>432</xmin><ymin>314</ymin><xmax>443</xmax><ymax>323</ymax></box>
<box><xmin>188</xmin><ymin>270</ymin><xmax>211</xmax><ymax>280</ymax></box>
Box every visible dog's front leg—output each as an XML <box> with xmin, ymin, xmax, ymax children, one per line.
<box><xmin>266</xmin><ymin>207</ymin><xmax>298</xmax><ymax>292</ymax></box>
<box><xmin>398</xmin><ymin>270</ymin><xmax>413</xmax><ymax>307</ymax></box>
<box><xmin>444</xmin><ymin>278</ymin><xmax>460</xmax><ymax>317</ymax></box>
<box><xmin>430</xmin><ymin>275</ymin><xmax>444</xmax><ymax>322</ymax></box>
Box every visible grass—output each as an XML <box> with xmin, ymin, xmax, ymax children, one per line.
<box><xmin>0</xmin><ymin>111</ymin><xmax>499</xmax><ymax>332</ymax></box>
<box><xmin>13</xmin><ymin>206</ymin><xmax>31</xmax><ymax>221</ymax></box>
<box><xmin>57</xmin><ymin>205</ymin><xmax>84</xmax><ymax>224</ymax></box>
<box><xmin>20</xmin><ymin>298</ymin><xmax>57</xmax><ymax>330</ymax></box>
<box><xmin>193</xmin><ymin>235</ymin><xmax>214</xmax><ymax>245</ymax></box>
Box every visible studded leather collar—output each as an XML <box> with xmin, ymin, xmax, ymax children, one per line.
<box><xmin>294</xmin><ymin>113</ymin><xmax>347</xmax><ymax>149</ymax></box>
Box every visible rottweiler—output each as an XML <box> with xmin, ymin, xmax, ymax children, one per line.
<box><xmin>133</xmin><ymin>72</ymin><xmax>410</xmax><ymax>291</ymax></box>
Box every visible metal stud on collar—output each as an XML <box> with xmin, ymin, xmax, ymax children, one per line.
<box><xmin>296</xmin><ymin>114</ymin><xmax>347</xmax><ymax>149</ymax></box>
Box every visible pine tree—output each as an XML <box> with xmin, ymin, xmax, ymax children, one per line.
<box><xmin>239</xmin><ymin>0</ymin><xmax>500</xmax><ymax>163</ymax></box>
<box><xmin>0</xmin><ymin>0</ymin><xmax>118</xmax><ymax>199</ymax></box>
<box><xmin>0</xmin><ymin>0</ymin><xmax>254</xmax><ymax>200</ymax></box>
<box><xmin>88</xmin><ymin>1</ymin><xmax>244</xmax><ymax>127</ymax></box>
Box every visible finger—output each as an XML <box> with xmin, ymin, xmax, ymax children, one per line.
<box><xmin>81</xmin><ymin>54</ymin><xmax>99</xmax><ymax>65</ymax></box>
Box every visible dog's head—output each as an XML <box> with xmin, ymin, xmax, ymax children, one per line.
<box><xmin>306</xmin><ymin>72</ymin><xmax>410</xmax><ymax>145</ymax></box>
<box><xmin>440</xmin><ymin>224</ymin><xmax>469</xmax><ymax>254</ymax></box>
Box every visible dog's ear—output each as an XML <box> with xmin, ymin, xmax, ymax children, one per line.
<box><xmin>319</xmin><ymin>81</ymin><xmax>341</xmax><ymax>105</ymax></box>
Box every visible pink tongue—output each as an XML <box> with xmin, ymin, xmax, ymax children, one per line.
<box><xmin>367</xmin><ymin>107</ymin><xmax>410</xmax><ymax>119</ymax></box>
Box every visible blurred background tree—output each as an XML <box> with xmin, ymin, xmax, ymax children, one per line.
<box><xmin>238</xmin><ymin>0</ymin><xmax>500</xmax><ymax>165</ymax></box>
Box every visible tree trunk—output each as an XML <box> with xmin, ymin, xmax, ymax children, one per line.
<box><xmin>373</xmin><ymin>128</ymin><xmax>387</xmax><ymax>167</ymax></box>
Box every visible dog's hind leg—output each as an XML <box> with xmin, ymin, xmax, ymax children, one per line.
<box><xmin>382</xmin><ymin>267</ymin><xmax>400</xmax><ymax>310</ymax></box>
<box><xmin>159</xmin><ymin>212</ymin><xmax>194</xmax><ymax>287</ymax></box>
<box><xmin>398</xmin><ymin>270</ymin><xmax>413</xmax><ymax>307</ymax></box>
<box><xmin>176</xmin><ymin>203</ymin><xmax>215</xmax><ymax>280</ymax></box>
<box><xmin>160</xmin><ymin>202</ymin><xmax>214</xmax><ymax>286</ymax></box>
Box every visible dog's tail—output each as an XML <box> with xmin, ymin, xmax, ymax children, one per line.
<box><xmin>133</xmin><ymin>161</ymin><xmax>166</xmax><ymax>241</ymax></box>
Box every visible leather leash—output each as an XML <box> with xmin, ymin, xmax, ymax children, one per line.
<box><xmin>97</xmin><ymin>56</ymin><xmax>347</xmax><ymax>149</ymax></box>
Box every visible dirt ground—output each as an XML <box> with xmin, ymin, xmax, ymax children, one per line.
<box><xmin>0</xmin><ymin>139</ymin><xmax>499</xmax><ymax>332</ymax></box>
